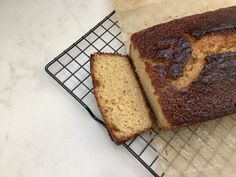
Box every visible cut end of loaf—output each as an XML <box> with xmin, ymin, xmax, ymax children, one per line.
<box><xmin>91</xmin><ymin>52</ymin><xmax>154</xmax><ymax>144</ymax></box>
<box><xmin>130</xmin><ymin>44</ymin><xmax>172</xmax><ymax>129</ymax></box>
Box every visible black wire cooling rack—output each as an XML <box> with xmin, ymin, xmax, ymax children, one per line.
<box><xmin>45</xmin><ymin>11</ymin><xmax>163</xmax><ymax>177</ymax></box>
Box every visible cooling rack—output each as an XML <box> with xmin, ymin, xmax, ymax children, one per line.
<box><xmin>45</xmin><ymin>11</ymin><xmax>162</xmax><ymax>177</ymax></box>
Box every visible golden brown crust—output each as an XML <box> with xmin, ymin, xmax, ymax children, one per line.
<box><xmin>90</xmin><ymin>52</ymin><xmax>155</xmax><ymax>144</ymax></box>
<box><xmin>159</xmin><ymin>52</ymin><xmax>236</xmax><ymax>128</ymax></box>
<box><xmin>131</xmin><ymin>6</ymin><xmax>236</xmax><ymax>128</ymax></box>
<box><xmin>131</xmin><ymin>6</ymin><xmax>236</xmax><ymax>84</ymax></box>
<box><xmin>131</xmin><ymin>6</ymin><xmax>236</xmax><ymax>55</ymax></box>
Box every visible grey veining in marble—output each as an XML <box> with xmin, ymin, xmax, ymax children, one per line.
<box><xmin>0</xmin><ymin>0</ymin><xmax>152</xmax><ymax>177</ymax></box>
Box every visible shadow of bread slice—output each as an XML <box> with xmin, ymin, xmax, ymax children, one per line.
<box><xmin>91</xmin><ymin>53</ymin><xmax>154</xmax><ymax>144</ymax></box>
<box><xmin>130</xmin><ymin>6</ymin><xmax>236</xmax><ymax>129</ymax></box>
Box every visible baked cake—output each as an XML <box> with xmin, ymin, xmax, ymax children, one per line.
<box><xmin>130</xmin><ymin>6</ymin><xmax>236</xmax><ymax>129</ymax></box>
<box><xmin>91</xmin><ymin>53</ymin><xmax>154</xmax><ymax>143</ymax></box>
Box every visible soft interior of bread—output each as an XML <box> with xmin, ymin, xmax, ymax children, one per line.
<box><xmin>92</xmin><ymin>54</ymin><xmax>153</xmax><ymax>142</ymax></box>
<box><xmin>130</xmin><ymin>45</ymin><xmax>171</xmax><ymax>129</ymax></box>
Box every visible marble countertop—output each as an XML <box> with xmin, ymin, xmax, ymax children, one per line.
<box><xmin>0</xmin><ymin>0</ymin><xmax>152</xmax><ymax>176</ymax></box>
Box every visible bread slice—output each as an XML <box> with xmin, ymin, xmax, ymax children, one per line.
<box><xmin>91</xmin><ymin>53</ymin><xmax>154</xmax><ymax>144</ymax></box>
<box><xmin>130</xmin><ymin>6</ymin><xmax>236</xmax><ymax>129</ymax></box>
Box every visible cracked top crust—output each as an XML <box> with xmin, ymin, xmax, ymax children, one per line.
<box><xmin>131</xmin><ymin>6</ymin><xmax>236</xmax><ymax>128</ymax></box>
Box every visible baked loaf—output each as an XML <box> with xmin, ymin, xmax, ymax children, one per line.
<box><xmin>91</xmin><ymin>53</ymin><xmax>154</xmax><ymax>144</ymax></box>
<box><xmin>130</xmin><ymin>6</ymin><xmax>236</xmax><ymax>129</ymax></box>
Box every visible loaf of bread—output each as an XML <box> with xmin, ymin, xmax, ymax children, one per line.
<box><xmin>130</xmin><ymin>6</ymin><xmax>236</xmax><ymax>129</ymax></box>
<box><xmin>91</xmin><ymin>53</ymin><xmax>154</xmax><ymax>144</ymax></box>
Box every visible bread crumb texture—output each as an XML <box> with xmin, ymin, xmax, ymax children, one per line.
<box><xmin>91</xmin><ymin>53</ymin><xmax>152</xmax><ymax>143</ymax></box>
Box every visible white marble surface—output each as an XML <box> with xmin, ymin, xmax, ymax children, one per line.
<box><xmin>0</xmin><ymin>0</ymin><xmax>152</xmax><ymax>176</ymax></box>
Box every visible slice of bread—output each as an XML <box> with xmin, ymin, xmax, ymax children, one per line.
<box><xmin>91</xmin><ymin>53</ymin><xmax>154</xmax><ymax>144</ymax></box>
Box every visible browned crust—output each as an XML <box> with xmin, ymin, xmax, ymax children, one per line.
<box><xmin>159</xmin><ymin>52</ymin><xmax>236</xmax><ymax>128</ymax></box>
<box><xmin>90</xmin><ymin>52</ymin><xmax>155</xmax><ymax>144</ymax></box>
<box><xmin>131</xmin><ymin>6</ymin><xmax>236</xmax><ymax>83</ymax></box>
<box><xmin>130</xmin><ymin>6</ymin><xmax>236</xmax><ymax>129</ymax></box>
<box><xmin>131</xmin><ymin>6</ymin><xmax>236</xmax><ymax>58</ymax></box>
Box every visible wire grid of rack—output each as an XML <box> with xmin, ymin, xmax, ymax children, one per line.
<box><xmin>45</xmin><ymin>11</ymin><xmax>163</xmax><ymax>177</ymax></box>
